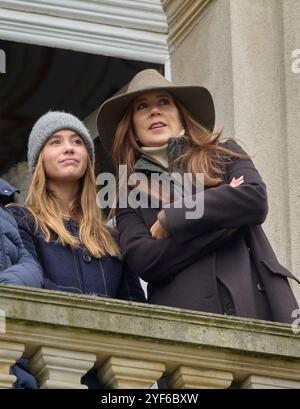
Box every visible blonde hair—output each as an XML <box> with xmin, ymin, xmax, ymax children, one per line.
<box><xmin>24</xmin><ymin>152</ymin><xmax>121</xmax><ymax>259</ymax></box>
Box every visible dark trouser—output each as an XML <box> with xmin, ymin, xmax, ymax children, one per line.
<box><xmin>10</xmin><ymin>359</ymin><xmax>38</xmax><ymax>389</ymax></box>
<box><xmin>11</xmin><ymin>359</ymin><xmax>103</xmax><ymax>389</ymax></box>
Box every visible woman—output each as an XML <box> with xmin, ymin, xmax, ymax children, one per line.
<box><xmin>10</xmin><ymin>111</ymin><xmax>145</xmax><ymax>387</ymax></box>
<box><xmin>0</xmin><ymin>178</ymin><xmax>42</xmax><ymax>288</ymax></box>
<box><xmin>0</xmin><ymin>178</ymin><xmax>43</xmax><ymax>389</ymax></box>
<box><xmin>97</xmin><ymin>69</ymin><xmax>299</xmax><ymax>323</ymax></box>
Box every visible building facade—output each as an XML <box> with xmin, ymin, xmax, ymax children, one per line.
<box><xmin>0</xmin><ymin>0</ymin><xmax>299</xmax><ymax>305</ymax></box>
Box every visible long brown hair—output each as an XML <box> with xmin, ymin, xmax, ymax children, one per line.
<box><xmin>112</xmin><ymin>95</ymin><xmax>248</xmax><ymax>199</ymax></box>
<box><xmin>24</xmin><ymin>152</ymin><xmax>121</xmax><ymax>259</ymax></box>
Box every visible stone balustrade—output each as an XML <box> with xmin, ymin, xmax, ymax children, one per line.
<box><xmin>0</xmin><ymin>284</ymin><xmax>299</xmax><ymax>389</ymax></box>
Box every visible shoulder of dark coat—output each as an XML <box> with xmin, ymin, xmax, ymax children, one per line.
<box><xmin>0</xmin><ymin>178</ymin><xmax>19</xmax><ymax>197</ymax></box>
<box><xmin>219</xmin><ymin>138</ymin><xmax>249</xmax><ymax>156</ymax></box>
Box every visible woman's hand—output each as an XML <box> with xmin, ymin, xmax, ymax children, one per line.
<box><xmin>150</xmin><ymin>177</ymin><xmax>244</xmax><ymax>240</ymax></box>
<box><xmin>230</xmin><ymin>176</ymin><xmax>244</xmax><ymax>188</ymax></box>
<box><xmin>150</xmin><ymin>219</ymin><xmax>170</xmax><ymax>240</ymax></box>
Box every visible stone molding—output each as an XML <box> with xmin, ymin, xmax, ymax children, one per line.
<box><xmin>0</xmin><ymin>285</ymin><xmax>299</xmax><ymax>388</ymax></box>
<box><xmin>0</xmin><ymin>0</ymin><xmax>168</xmax><ymax>63</ymax></box>
<box><xmin>0</xmin><ymin>0</ymin><xmax>215</xmax><ymax>63</ymax></box>
<box><xmin>0</xmin><ymin>0</ymin><xmax>168</xmax><ymax>33</ymax></box>
<box><xmin>162</xmin><ymin>0</ymin><xmax>212</xmax><ymax>51</ymax></box>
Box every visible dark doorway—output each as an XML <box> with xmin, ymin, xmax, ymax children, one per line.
<box><xmin>0</xmin><ymin>40</ymin><xmax>162</xmax><ymax>176</ymax></box>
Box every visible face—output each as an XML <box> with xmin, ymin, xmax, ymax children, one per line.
<box><xmin>42</xmin><ymin>129</ymin><xmax>88</xmax><ymax>183</ymax></box>
<box><xmin>132</xmin><ymin>90</ymin><xmax>183</xmax><ymax>147</ymax></box>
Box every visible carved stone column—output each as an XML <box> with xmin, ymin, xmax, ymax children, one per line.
<box><xmin>0</xmin><ymin>341</ymin><xmax>25</xmax><ymax>389</ymax></box>
<box><xmin>168</xmin><ymin>366</ymin><xmax>233</xmax><ymax>389</ymax></box>
<box><xmin>30</xmin><ymin>346</ymin><xmax>96</xmax><ymax>389</ymax></box>
<box><xmin>98</xmin><ymin>356</ymin><xmax>165</xmax><ymax>389</ymax></box>
<box><xmin>241</xmin><ymin>375</ymin><xmax>300</xmax><ymax>389</ymax></box>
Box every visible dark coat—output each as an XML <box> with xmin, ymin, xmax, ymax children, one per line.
<box><xmin>0</xmin><ymin>179</ymin><xmax>43</xmax><ymax>390</ymax></box>
<box><xmin>10</xmin><ymin>206</ymin><xmax>145</xmax><ymax>303</ymax></box>
<box><xmin>116</xmin><ymin>140</ymin><xmax>299</xmax><ymax>323</ymax></box>
<box><xmin>0</xmin><ymin>180</ymin><xmax>43</xmax><ymax>288</ymax></box>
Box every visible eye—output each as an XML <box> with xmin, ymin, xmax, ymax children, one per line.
<box><xmin>159</xmin><ymin>98</ymin><xmax>170</xmax><ymax>105</ymax></box>
<box><xmin>136</xmin><ymin>102</ymin><xmax>147</xmax><ymax>111</ymax></box>
<box><xmin>49</xmin><ymin>138</ymin><xmax>60</xmax><ymax>145</ymax></box>
<box><xmin>72</xmin><ymin>138</ymin><xmax>83</xmax><ymax>145</ymax></box>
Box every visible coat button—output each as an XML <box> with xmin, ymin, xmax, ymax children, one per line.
<box><xmin>83</xmin><ymin>253</ymin><xmax>92</xmax><ymax>263</ymax></box>
<box><xmin>257</xmin><ymin>283</ymin><xmax>265</xmax><ymax>292</ymax></box>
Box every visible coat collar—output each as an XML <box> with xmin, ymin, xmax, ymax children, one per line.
<box><xmin>0</xmin><ymin>178</ymin><xmax>19</xmax><ymax>197</ymax></box>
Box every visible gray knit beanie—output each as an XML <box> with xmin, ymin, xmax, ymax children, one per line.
<box><xmin>28</xmin><ymin>111</ymin><xmax>95</xmax><ymax>172</ymax></box>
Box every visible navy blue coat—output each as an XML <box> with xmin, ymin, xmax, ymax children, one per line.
<box><xmin>0</xmin><ymin>179</ymin><xmax>43</xmax><ymax>390</ymax></box>
<box><xmin>8</xmin><ymin>205</ymin><xmax>145</xmax><ymax>390</ymax></box>
<box><xmin>10</xmin><ymin>206</ymin><xmax>145</xmax><ymax>302</ymax></box>
<box><xmin>0</xmin><ymin>184</ymin><xmax>42</xmax><ymax>288</ymax></box>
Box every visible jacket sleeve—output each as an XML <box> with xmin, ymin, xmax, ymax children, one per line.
<box><xmin>117</xmin><ymin>206</ymin><xmax>237</xmax><ymax>283</ymax></box>
<box><xmin>0</xmin><ymin>243</ymin><xmax>43</xmax><ymax>288</ymax></box>
<box><xmin>163</xmin><ymin>140</ymin><xmax>268</xmax><ymax>244</ymax></box>
<box><xmin>109</xmin><ymin>230</ymin><xmax>146</xmax><ymax>302</ymax></box>
<box><xmin>8</xmin><ymin>206</ymin><xmax>82</xmax><ymax>294</ymax></box>
<box><xmin>0</xmin><ymin>209</ymin><xmax>43</xmax><ymax>288</ymax></box>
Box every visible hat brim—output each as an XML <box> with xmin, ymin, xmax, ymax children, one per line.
<box><xmin>97</xmin><ymin>85</ymin><xmax>215</xmax><ymax>156</ymax></box>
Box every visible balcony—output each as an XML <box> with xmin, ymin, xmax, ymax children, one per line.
<box><xmin>0</xmin><ymin>284</ymin><xmax>299</xmax><ymax>389</ymax></box>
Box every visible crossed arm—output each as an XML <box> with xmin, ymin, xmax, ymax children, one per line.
<box><xmin>117</xmin><ymin>141</ymin><xmax>268</xmax><ymax>283</ymax></box>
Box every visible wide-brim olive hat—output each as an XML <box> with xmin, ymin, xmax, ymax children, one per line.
<box><xmin>97</xmin><ymin>69</ymin><xmax>215</xmax><ymax>155</ymax></box>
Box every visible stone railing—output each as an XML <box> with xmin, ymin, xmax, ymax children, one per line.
<box><xmin>0</xmin><ymin>285</ymin><xmax>299</xmax><ymax>389</ymax></box>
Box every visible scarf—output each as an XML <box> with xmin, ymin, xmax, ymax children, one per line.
<box><xmin>135</xmin><ymin>129</ymin><xmax>187</xmax><ymax>174</ymax></box>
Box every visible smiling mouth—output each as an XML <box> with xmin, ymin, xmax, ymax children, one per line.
<box><xmin>60</xmin><ymin>158</ymin><xmax>79</xmax><ymax>164</ymax></box>
<box><xmin>149</xmin><ymin>122</ymin><xmax>166</xmax><ymax>130</ymax></box>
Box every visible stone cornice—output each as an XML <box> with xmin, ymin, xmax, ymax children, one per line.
<box><xmin>0</xmin><ymin>0</ymin><xmax>169</xmax><ymax>63</ymax></box>
<box><xmin>0</xmin><ymin>0</ymin><xmax>168</xmax><ymax>33</ymax></box>
<box><xmin>0</xmin><ymin>285</ymin><xmax>299</xmax><ymax>357</ymax></box>
<box><xmin>0</xmin><ymin>0</ymin><xmax>216</xmax><ymax>63</ymax></box>
<box><xmin>162</xmin><ymin>0</ymin><xmax>213</xmax><ymax>51</ymax></box>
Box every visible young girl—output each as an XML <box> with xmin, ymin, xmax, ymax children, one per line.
<box><xmin>10</xmin><ymin>111</ymin><xmax>145</xmax><ymax>387</ymax></box>
<box><xmin>11</xmin><ymin>111</ymin><xmax>144</xmax><ymax>300</ymax></box>
<box><xmin>97</xmin><ymin>69</ymin><xmax>299</xmax><ymax>323</ymax></box>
